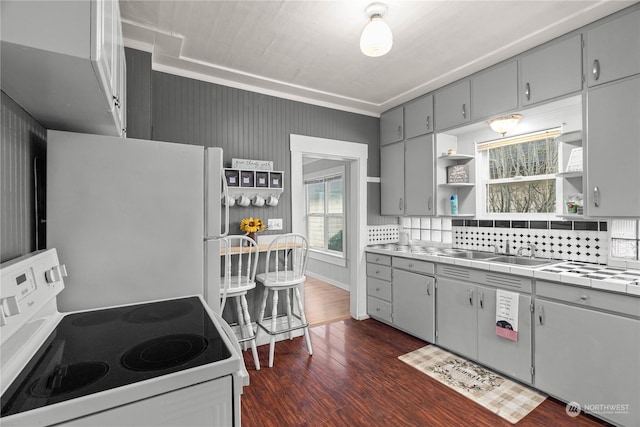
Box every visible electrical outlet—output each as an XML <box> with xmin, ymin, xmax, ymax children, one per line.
<box><xmin>268</xmin><ymin>218</ymin><xmax>283</xmax><ymax>230</ymax></box>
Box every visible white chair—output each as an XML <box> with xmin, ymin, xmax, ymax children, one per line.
<box><xmin>256</xmin><ymin>233</ymin><xmax>312</xmax><ymax>368</ymax></box>
<box><xmin>220</xmin><ymin>235</ymin><xmax>260</xmax><ymax>370</ymax></box>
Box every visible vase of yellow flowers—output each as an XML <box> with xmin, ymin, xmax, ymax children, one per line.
<box><xmin>239</xmin><ymin>217</ymin><xmax>265</xmax><ymax>244</ymax></box>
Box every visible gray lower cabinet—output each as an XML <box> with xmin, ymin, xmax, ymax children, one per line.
<box><xmin>366</xmin><ymin>253</ymin><xmax>392</xmax><ymax>323</ymax></box>
<box><xmin>436</xmin><ymin>265</ymin><xmax>533</xmax><ymax>384</ymax></box>
<box><xmin>392</xmin><ymin>265</ymin><xmax>435</xmax><ymax>342</ymax></box>
<box><xmin>585</xmin><ymin>76</ymin><xmax>640</xmax><ymax>217</ymax></box>
<box><xmin>534</xmin><ymin>281</ymin><xmax>640</xmax><ymax>427</ymax></box>
<box><xmin>520</xmin><ymin>34</ymin><xmax>583</xmax><ymax>106</ymax></box>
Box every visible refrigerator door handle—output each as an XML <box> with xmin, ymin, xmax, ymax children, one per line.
<box><xmin>221</xmin><ymin>172</ymin><xmax>229</xmax><ymax>237</ymax></box>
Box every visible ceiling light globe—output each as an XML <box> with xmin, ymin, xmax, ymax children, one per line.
<box><xmin>360</xmin><ymin>15</ymin><xmax>393</xmax><ymax>57</ymax></box>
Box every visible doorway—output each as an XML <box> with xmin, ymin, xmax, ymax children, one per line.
<box><xmin>290</xmin><ymin>134</ymin><xmax>368</xmax><ymax>320</ymax></box>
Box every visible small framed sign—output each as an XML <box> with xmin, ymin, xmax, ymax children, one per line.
<box><xmin>231</xmin><ymin>158</ymin><xmax>274</xmax><ymax>171</ymax></box>
<box><xmin>447</xmin><ymin>164</ymin><xmax>470</xmax><ymax>183</ymax></box>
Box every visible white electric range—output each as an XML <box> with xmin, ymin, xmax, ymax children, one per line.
<box><xmin>0</xmin><ymin>249</ymin><xmax>247</xmax><ymax>426</ymax></box>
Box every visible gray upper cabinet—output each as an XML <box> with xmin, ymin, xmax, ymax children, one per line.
<box><xmin>404</xmin><ymin>134</ymin><xmax>435</xmax><ymax>216</ymax></box>
<box><xmin>405</xmin><ymin>95</ymin><xmax>434</xmax><ymax>139</ymax></box>
<box><xmin>520</xmin><ymin>34</ymin><xmax>583</xmax><ymax>106</ymax></box>
<box><xmin>585</xmin><ymin>76</ymin><xmax>640</xmax><ymax>217</ymax></box>
<box><xmin>471</xmin><ymin>61</ymin><xmax>518</xmax><ymax>121</ymax></box>
<box><xmin>380</xmin><ymin>106</ymin><xmax>404</xmax><ymax>146</ymax></box>
<box><xmin>586</xmin><ymin>9</ymin><xmax>640</xmax><ymax>87</ymax></box>
<box><xmin>380</xmin><ymin>141</ymin><xmax>405</xmax><ymax>215</ymax></box>
<box><xmin>435</xmin><ymin>79</ymin><xmax>471</xmax><ymax>131</ymax></box>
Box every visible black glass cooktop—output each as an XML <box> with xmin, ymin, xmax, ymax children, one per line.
<box><xmin>1</xmin><ymin>297</ymin><xmax>231</xmax><ymax>417</ymax></box>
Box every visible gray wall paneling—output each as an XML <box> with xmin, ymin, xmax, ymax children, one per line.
<box><xmin>125</xmin><ymin>48</ymin><xmax>152</xmax><ymax>140</ymax></box>
<box><xmin>1</xmin><ymin>92</ymin><xmax>46</xmax><ymax>263</ymax></box>
<box><xmin>145</xmin><ymin>57</ymin><xmax>382</xmax><ymax>234</ymax></box>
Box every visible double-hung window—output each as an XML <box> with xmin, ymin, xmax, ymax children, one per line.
<box><xmin>477</xmin><ymin>128</ymin><xmax>561</xmax><ymax>216</ymax></box>
<box><xmin>305</xmin><ymin>170</ymin><xmax>344</xmax><ymax>257</ymax></box>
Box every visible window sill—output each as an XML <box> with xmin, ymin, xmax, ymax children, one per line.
<box><xmin>309</xmin><ymin>249</ymin><xmax>346</xmax><ymax>267</ymax></box>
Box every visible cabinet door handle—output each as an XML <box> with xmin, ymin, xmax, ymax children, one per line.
<box><xmin>397</xmin><ymin>125</ymin><xmax>402</xmax><ymax>138</ymax></box>
<box><xmin>479</xmin><ymin>291</ymin><xmax>484</xmax><ymax>309</ymax></box>
<box><xmin>399</xmin><ymin>198</ymin><xmax>403</xmax><ymax>211</ymax></box>
<box><xmin>593</xmin><ymin>186</ymin><xmax>600</xmax><ymax>208</ymax></box>
<box><xmin>427</xmin><ymin>196</ymin><xmax>433</xmax><ymax>212</ymax></box>
<box><xmin>462</xmin><ymin>103</ymin><xmax>466</xmax><ymax>119</ymax></box>
<box><xmin>592</xmin><ymin>59</ymin><xmax>600</xmax><ymax>81</ymax></box>
<box><xmin>375</xmin><ymin>257</ymin><xmax>380</xmax><ymax>262</ymax></box>
<box><xmin>426</xmin><ymin>283</ymin><xmax>432</xmax><ymax>296</ymax></box>
<box><xmin>375</xmin><ymin>287</ymin><xmax>380</xmax><ymax>292</ymax></box>
<box><xmin>538</xmin><ymin>305</ymin><xmax>544</xmax><ymax>325</ymax></box>
<box><xmin>375</xmin><ymin>270</ymin><xmax>380</xmax><ymax>274</ymax></box>
<box><xmin>426</xmin><ymin>116</ymin><xmax>430</xmax><ymax>131</ymax></box>
<box><xmin>468</xmin><ymin>289</ymin><xmax>474</xmax><ymax>306</ymax></box>
<box><xmin>525</xmin><ymin>82</ymin><xmax>531</xmax><ymax>101</ymax></box>
<box><xmin>580</xmin><ymin>295</ymin><xmax>589</xmax><ymax>301</ymax></box>
<box><xmin>408</xmin><ymin>263</ymin><xmax>414</xmax><ymax>268</ymax></box>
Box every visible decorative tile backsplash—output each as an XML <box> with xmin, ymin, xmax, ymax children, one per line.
<box><xmin>451</xmin><ymin>220</ymin><xmax>609</xmax><ymax>264</ymax></box>
<box><xmin>371</xmin><ymin>218</ymin><xmax>640</xmax><ymax>267</ymax></box>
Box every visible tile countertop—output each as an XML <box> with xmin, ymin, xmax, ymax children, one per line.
<box><xmin>365</xmin><ymin>246</ymin><xmax>640</xmax><ymax>297</ymax></box>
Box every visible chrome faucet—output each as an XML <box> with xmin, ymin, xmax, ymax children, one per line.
<box><xmin>517</xmin><ymin>243</ymin><xmax>537</xmax><ymax>258</ymax></box>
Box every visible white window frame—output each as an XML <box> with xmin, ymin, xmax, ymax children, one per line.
<box><xmin>476</xmin><ymin>128</ymin><xmax>561</xmax><ymax>220</ymax></box>
<box><xmin>304</xmin><ymin>165</ymin><xmax>346</xmax><ymax>264</ymax></box>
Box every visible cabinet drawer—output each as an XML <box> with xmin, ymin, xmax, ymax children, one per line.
<box><xmin>393</xmin><ymin>257</ymin><xmax>434</xmax><ymax>275</ymax></box>
<box><xmin>366</xmin><ymin>263</ymin><xmax>392</xmax><ymax>281</ymax></box>
<box><xmin>367</xmin><ymin>277</ymin><xmax>392</xmax><ymax>302</ymax></box>
<box><xmin>368</xmin><ymin>296</ymin><xmax>392</xmax><ymax>323</ymax></box>
<box><xmin>537</xmin><ymin>281</ymin><xmax>640</xmax><ymax>318</ymax></box>
<box><xmin>366</xmin><ymin>253</ymin><xmax>391</xmax><ymax>266</ymax></box>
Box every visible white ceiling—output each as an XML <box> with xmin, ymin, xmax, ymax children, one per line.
<box><xmin>119</xmin><ymin>0</ymin><xmax>636</xmax><ymax>117</ymax></box>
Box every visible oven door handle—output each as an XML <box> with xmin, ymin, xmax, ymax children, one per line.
<box><xmin>213</xmin><ymin>311</ymin><xmax>249</xmax><ymax>386</ymax></box>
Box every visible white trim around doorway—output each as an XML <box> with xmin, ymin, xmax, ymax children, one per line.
<box><xmin>290</xmin><ymin>134</ymin><xmax>369</xmax><ymax>320</ymax></box>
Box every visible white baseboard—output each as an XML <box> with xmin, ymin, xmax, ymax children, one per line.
<box><xmin>306</xmin><ymin>272</ymin><xmax>350</xmax><ymax>292</ymax></box>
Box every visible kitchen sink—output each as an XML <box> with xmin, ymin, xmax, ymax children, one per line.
<box><xmin>446</xmin><ymin>251</ymin><xmax>499</xmax><ymax>260</ymax></box>
<box><xmin>490</xmin><ymin>256</ymin><xmax>558</xmax><ymax>267</ymax></box>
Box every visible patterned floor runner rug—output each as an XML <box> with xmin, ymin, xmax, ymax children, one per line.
<box><xmin>399</xmin><ymin>345</ymin><xmax>546</xmax><ymax>424</ymax></box>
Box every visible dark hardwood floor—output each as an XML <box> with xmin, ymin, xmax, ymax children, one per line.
<box><xmin>241</xmin><ymin>318</ymin><xmax>611</xmax><ymax>427</ymax></box>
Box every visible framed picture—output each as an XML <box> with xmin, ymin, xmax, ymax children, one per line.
<box><xmin>269</xmin><ymin>172</ymin><xmax>283</xmax><ymax>189</ymax></box>
<box><xmin>240</xmin><ymin>170</ymin><xmax>255</xmax><ymax>187</ymax></box>
<box><xmin>224</xmin><ymin>169</ymin><xmax>239</xmax><ymax>187</ymax></box>
<box><xmin>446</xmin><ymin>164</ymin><xmax>469</xmax><ymax>183</ymax></box>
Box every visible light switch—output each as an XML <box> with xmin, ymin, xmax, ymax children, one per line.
<box><xmin>268</xmin><ymin>218</ymin><xmax>283</xmax><ymax>230</ymax></box>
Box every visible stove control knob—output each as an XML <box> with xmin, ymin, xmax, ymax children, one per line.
<box><xmin>1</xmin><ymin>295</ymin><xmax>21</xmax><ymax>317</ymax></box>
<box><xmin>45</xmin><ymin>265</ymin><xmax>67</xmax><ymax>284</ymax></box>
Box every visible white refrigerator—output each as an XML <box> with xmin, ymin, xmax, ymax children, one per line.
<box><xmin>46</xmin><ymin>130</ymin><xmax>228</xmax><ymax>312</ymax></box>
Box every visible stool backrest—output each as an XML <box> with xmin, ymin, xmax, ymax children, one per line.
<box><xmin>263</xmin><ymin>233</ymin><xmax>309</xmax><ymax>285</ymax></box>
<box><xmin>220</xmin><ymin>235</ymin><xmax>259</xmax><ymax>310</ymax></box>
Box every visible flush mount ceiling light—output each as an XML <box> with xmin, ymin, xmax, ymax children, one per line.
<box><xmin>360</xmin><ymin>3</ymin><xmax>393</xmax><ymax>57</ymax></box>
<box><xmin>487</xmin><ymin>114</ymin><xmax>523</xmax><ymax>136</ymax></box>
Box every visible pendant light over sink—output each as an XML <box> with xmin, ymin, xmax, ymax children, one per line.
<box><xmin>360</xmin><ymin>3</ymin><xmax>393</xmax><ymax>57</ymax></box>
